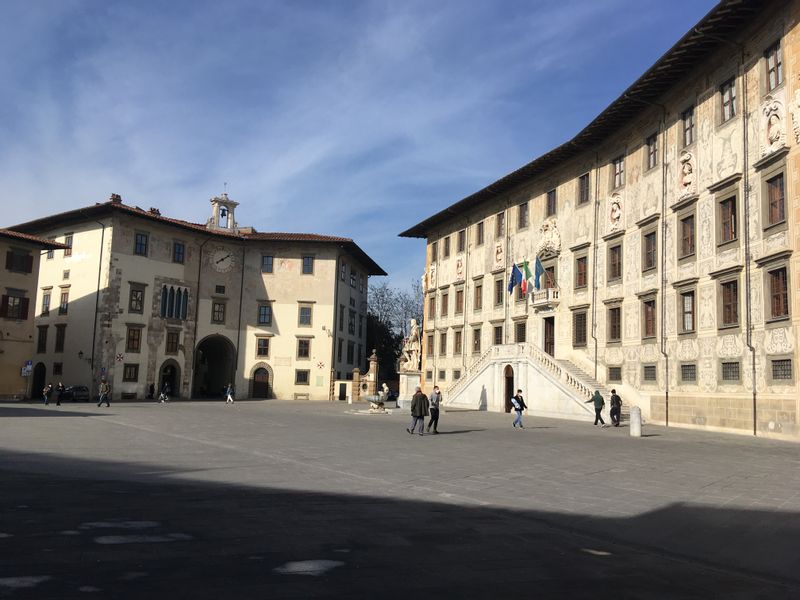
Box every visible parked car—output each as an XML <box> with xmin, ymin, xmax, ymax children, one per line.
<box><xmin>63</xmin><ymin>385</ymin><xmax>91</xmax><ymax>402</ymax></box>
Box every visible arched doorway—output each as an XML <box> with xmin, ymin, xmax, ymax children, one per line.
<box><xmin>31</xmin><ymin>362</ymin><xmax>46</xmax><ymax>401</ymax></box>
<box><xmin>504</xmin><ymin>365</ymin><xmax>514</xmax><ymax>413</ymax></box>
<box><xmin>192</xmin><ymin>335</ymin><xmax>236</xmax><ymax>398</ymax></box>
<box><xmin>252</xmin><ymin>367</ymin><xmax>271</xmax><ymax>399</ymax></box>
<box><xmin>158</xmin><ymin>359</ymin><xmax>181</xmax><ymax>399</ymax></box>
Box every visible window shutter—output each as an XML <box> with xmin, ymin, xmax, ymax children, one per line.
<box><xmin>20</xmin><ymin>297</ymin><xmax>30</xmax><ymax>320</ymax></box>
<box><xmin>0</xmin><ymin>295</ymin><xmax>8</xmax><ymax>317</ymax></box>
<box><xmin>25</xmin><ymin>255</ymin><xmax>33</xmax><ymax>273</ymax></box>
<box><xmin>5</xmin><ymin>251</ymin><xmax>11</xmax><ymax>270</ymax></box>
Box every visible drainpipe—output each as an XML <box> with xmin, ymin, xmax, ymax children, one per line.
<box><xmin>190</xmin><ymin>236</ymin><xmax>213</xmax><ymax>397</ymax></box>
<box><xmin>329</xmin><ymin>252</ymin><xmax>341</xmax><ymax>401</ymax></box>
<box><xmin>591</xmin><ymin>155</ymin><xmax>600</xmax><ymax>380</ymax></box>
<box><xmin>234</xmin><ymin>241</ymin><xmax>246</xmax><ymax>389</ymax></box>
<box><xmin>90</xmin><ymin>220</ymin><xmax>106</xmax><ymax>396</ymax></box>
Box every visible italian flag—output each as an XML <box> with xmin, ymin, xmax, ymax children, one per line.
<box><xmin>520</xmin><ymin>259</ymin><xmax>533</xmax><ymax>295</ymax></box>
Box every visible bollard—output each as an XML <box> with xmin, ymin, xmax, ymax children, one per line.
<box><xmin>629</xmin><ymin>406</ymin><xmax>642</xmax><ymax>437</ymax></box>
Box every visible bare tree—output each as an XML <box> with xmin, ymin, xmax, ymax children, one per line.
<box><xmin>367</xmin><ymin>281</ymin><xmax>398</xmax><ymax>326</ymax></box>
<box><xmin>396</xmin><ymin>278</ymin><xmax>424</xmax><ymax>337</ymax></box>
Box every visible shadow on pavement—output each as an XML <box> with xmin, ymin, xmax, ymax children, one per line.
<box><xmin>0</xmin><ymin>449</ymin><xmax>798</xmax><ymax>599</ymax></box>
<box><xmin>0</xmin><ymin>407</ymin><xmax>106</xmax><ymax>418</ymax></box>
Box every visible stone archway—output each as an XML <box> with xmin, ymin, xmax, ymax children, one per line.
<box><xmin>31</xmin><ymin>362</ymin><xmax>46</xmax><ymax>401</ymax></box>
<box><xmin>504</xmin><ymin>365</ymin><xmax>514</xmax><ymax>413</ymax></box>
<box><xmin>158</xmin><ymin>359</ymin><xmax>181</xmax><ymax>399</ymax></box>
<box><xmin>249</xmin><ymin>362</ymin><xmax>273</xmax><ymax>399</ymax></box>
<box><xmin>192</xmin><ymin>335</ymin><xmax>236</xmax><ymax>399</ymax></box>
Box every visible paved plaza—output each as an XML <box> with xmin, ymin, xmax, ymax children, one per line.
<box><xmin>1</xmin><ymin>400</ymin><xmax>799</xmax><ymax>599</ymax></box>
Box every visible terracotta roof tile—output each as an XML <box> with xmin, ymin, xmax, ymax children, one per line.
<box><xmin>0</xmin><ymin>228</ymin><xmax>68</xmax><ymax>249</ymax></box>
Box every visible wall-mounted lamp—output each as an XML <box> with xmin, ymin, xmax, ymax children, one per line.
<box><xmin>78</xmin><ymin>350</ymin><xmax>91</xmax><ymax>364</ymax></box>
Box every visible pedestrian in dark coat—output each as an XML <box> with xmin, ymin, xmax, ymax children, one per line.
<box><xmin>56</xmin><ymin>382</ymin><xmax>65</xmax><ymax>406</ymax></box>
<box><xmin>407</xmin><ymin>387</ymin><xmax>429</xmax><ymax>436</ymax></box>
<box><xmin>609</xmin><ymin>389</ymin><xmax>622</xmax><ymax>427</ymax></box>
<box><xmin>427</xmin><ymin>386</ymin><xmax>441</xmax><ymax>433</ymax></box>
<box><xmin>585</xmin><ymin>390</ymin><xmax>606</xmax><ymax>427</ymax></box>
<box><xmin>511</xmin><ymin>389</ymin><xmax>527</xmax><ymax>428</ymax></box>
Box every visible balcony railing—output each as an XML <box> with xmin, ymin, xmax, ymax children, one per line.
<box><xmin>531</xmin><ymin>287</ymin><xmax>560</xmax><ymax>308</ymax></box>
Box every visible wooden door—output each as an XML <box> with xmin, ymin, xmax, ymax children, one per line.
<box><xmin>253</xmin><ymin>368</ymin><xmax>269</xmax><ymax>398</ymax></box>
<box><xmin>544</xmin><ymin>317</ymin><xmax>555</xmax><ymax>356</ymax></box>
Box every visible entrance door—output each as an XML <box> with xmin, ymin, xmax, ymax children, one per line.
<box><xmin>253</xmin><ymin>368</ymin><xmax>270</xmax><ymax>398</ymax></box>
<box><xmin>504</xmin><ymin>365</ymin><xmax>514</xmax><ymax>413</ymax></box>
<box><xmin>544</xmin><ymin>317</ymin><xmax>555</xmax><ymax>356</ymax></box>
<box><xmin>338</xmin><ymin>383</ymin><xmax>347</xmax><ymax>401</ymax></box>
<box><xmin>160</xmin><ymin>364</ymin><xmax>179</xmax><ymax>397</ymax></box>
<box><xmin>31</xmin><ymin>362</ymin><xmax>46</xmax><ymax>400</ymax></box>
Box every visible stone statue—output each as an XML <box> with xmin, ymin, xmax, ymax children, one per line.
<box><xmin>679</xmin><ymin>151</ymin><xmax>695</xmax><ymax>196</ymax></box>
<box><xmin>608</xmin><ymin>194</ymin><xmax>623</xmax><ymax>232</ymax></box>
<box><xmin>400</xmin><ymin>318</ymin><xmax>421</xmax><ymax>372</ymax></box>
<box><xmin>762</xmin><ymin>95</ymin><xmax>785</xmax><ymax>155</ymax></box>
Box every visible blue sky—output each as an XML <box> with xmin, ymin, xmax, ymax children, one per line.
<box><xmin>1</xmin><ymin>0</ymin><xmax>717</xmax><ymax>287</ymax></box>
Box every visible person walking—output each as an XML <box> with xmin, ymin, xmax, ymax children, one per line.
<box><xmin>609</xmin><ymin>389</ymin><xmax>622</xmax><ymax>427</ymax></box>
<box><xmin>56</xmin><ymin>382</ymin><xmax>65</xmax><ymax>406</ymax></box>
<box><xmin>511</xmin><ymin>389</ymin><xmax>527</xmax><ymax>428</ymax></box>
<box><xmin>407</xmin><ymin>386</ymin><xmax>429</xmax><ymax>436</ymax></box>
<box><xmin>159</xmin><ymin>381</ymin><xmax>171</xmax><ymax>403</ymax></box>
<box><xmin>42</xmin><ymin>382</ymin><xmax>53</xmax><ymax>405</ymax></box>
<box><xmin>585</xmin><ymin>390</ymin><xmax>606</xmax><ymax>427</ymax></box>
<box><xmin>225</xmin><ymin>382</ymin><xmax>235</xmax><ymax>403</ymax></box>
<box><xmin>427</xmin><ymin>386</ymin><xmax>441</xmax><ymax>434</ymax></box>
<box><xmin>97</xmin><ymin>379</ymin><xmax>111</xmax><ymax>407</ymax></box>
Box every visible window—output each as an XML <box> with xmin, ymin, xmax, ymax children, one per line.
<box><xmin>767</xmin><ymin>173</ymin><xmax>785</xmax><ymax>226</ymax></box>
<box><xmin>166</xmin><ymin>331</ymin><xmax>180</xmax><ymax>354</ymax></box>
<box><xmin>455</xmin><ymin>289</ymin><xmax>464</xmax><ymax>314</ymax></box>
<box><xmin>212</xmin><ymin>302</ymin><xmax>226</xmax><ymax>324</ymax></box>
<box><xmin>431</xmin><ymin>241</ymin><xmax>438</xmax><ymax>261</ymax></box>
<box><xmin>337</xmin><ymin>338</ymin><xmax>343</xmax><ymax>362</ymax></box>
<box><xmin>765</xmin><ymin>41</ymin><xmax>783</xmax><ymax>91</ymax></box>
<box><xmin>646</xmin><ymin>133</ymin><xmax>658</xmax><ymax>170</ymax></box>
<box><xmin>302</xmin><ymin>256</ymin><xmax>314</xmax><ymax>274</ymax></box>
<box><xmin>55</xmin><ymin>324</ymin><xmax>66</xmax><ymax>352</ymax></box>
<box><xmin>348</xmin><ymin>309</ymin><xmax>356</xmax><ymax>334</ymax></box>
<box><xmin>475</xmin><ymin>221</ymin><xmax>484</xmax><ymax>246</ymax></box>
<box><xmin>453</xmin><ymin>370</ymin><xmax>461</xmax><ymax>381</ymax></box>
<box><xmin>53</xmin><ymin>362</ymin><xmax>62</xmax><ymax>376</ymax></box>
<box><xmin>443</xmin><ymin>236</ymin><xmax>451</xmax><ymax>258</ymax></box>
<box><xmin>519</xmin><ymin>202</ymin><xmax>530</xmax><ymax>228</ymax></box>
<box><xmin>340</xmin><ymin>261</ymin><xmax>347</xmax><ymax>281</ymax></box>
<box><xmin>546</xmin><ymin>190</ymin><xmax>557</xmax><ymax>217</ymax></box>
<box><xmin>350</xmin><ymin>272</ymin><xmax>356</xmax><ymax>288</ymax></box>
<box><xmin>358</xmin><ymin>314</ymin><xmax>364</xmax><ymax>337</ymax></box>
<box><xmin>457</xmin><ymin>229</ymin><xmax>466</xmax><ymax>252</ymax></box>
<box><xmin>215</xmin><ymin>285</ymin><xmax>226</xmax><ymax>295</ymax></box>
<box><xmin>721</xmin><ymin>361</ymin><xmax>740</xmax><ymax>382</ymax></box>
<box><xmin>347</xmin><ymin>341</ymin><xmax>355</xmax><ymax>364</ymax></box>
<box><xmin>719</xmin><ymin>196</ymin><xmax>737</xmax><ymax>244</ymax></box>
<box><xmin>41</xmin><ymin>292</ymin><xmax>50</xmax><ymax>316</ymax></box>
<box><xmin>643</xmin><ymin>231</ymin><xmax>657</xmax><ymax>271</ymax></box>
<box><xmin>608</xmin><ymin>243</ymin><xmax>622</xmax><ymax>281</ymax></box>
<box><xmin>572</xmin><ymin>310</ymin><xmax>587</xmax><ymax>347</ymax></box>
<box><xmin>258</xmin><ymin>304</ymin><xmax>272</xmax><ymax>325</ymax></box>
<box><xmin>46</xmin><ymin>242</ymin><xmax>54</xmax><ymax>260</ymax></box>
<box><xmin>612</xmin><ymin>155</ymin><xmax>625</xmax><ymax>189</ymax></box>
<box><xmin>160</xmin><ymin>286</ymin><xmax>189</xmax><ymax>320</ymax></box>
<box><xmin>62</xmin><ymin>269</ymin><xmax>69</xmax><ymax>280</ymax></box>
<box><xmin>643</xmin><ymin>365</ymin><xmax>657</xmax><ymax>382</ymax></box>
<box><xmin>454</xmin><ymin>330</ymin><xmax>462</xmax><ymax>354</ymax></box>
<box><xmin>298</xmin><ymin>305</ymin><xmax>312</xmax><ymax>326</ymax></box>
<box><xmin>681</xmin><ymin>363</ymin><xmax>697</xmax><ymax>382</ymax></box>
<box><xmin>5</xmin><ymin>250</ymin><xmax>33</xmax><ymax>273</ymax></box>
<box><xmin>126</xmin><ymin>327</ymin><xmax>142</xmax><ymax>352</ymax></box>
<box><xmin>720</xmin><ymin>78</ymin><xmax>736</xmax><ymax>122</ymax></box>
<box><xmin>129</xmin><ymin>286</ymin><xmax>144</xmax><ymax>313</ymax></box>
<box><xmin>37</xmin><ymin>326</ymin><xmax>47</xmax><ymax>353</ymax></box>
<box><xmin>608</xmin><ymin>306</ymin><xmax>621</xmax><ymax>342</ymax></box>
<box><xmin>474</xmin><ymin>283</ymin><xmax>483</xmax><ymax>310</ymax></box>
<box><xmin>642</xmin><ymin>298</ymin><xmax>657</xmax><ymax>339</ymax></box>
<box><xmin>2</xmin><ymin>294</ymin><xmax>25</xmax><ymax>319</ymax></box>
<box><xmin>493</xmin><ymin>325</ymin><xmax>503</xmax><ymax>346</ymax></box>
<box><xmin>295</xmin><ymin>370</ymin><xmax>310</xmax><ymax>385</ymax></box>
<box><xmin>426</xmin><ymin>334</ymin><xmax>434</xmax><ymax>357</ymax></box>
<box><xmin>721</xmin><ymin>280</ymin><xmax>739</xmax><ymax>327</ymax></box>
<box><xmin>63</xmin><ymin>233</ymin><xmax>73</xmax><ymax>257</ymax></box>
<box><xmin>256</xmin><ymin>337</ymin><xmax>270</xmax><ymax>357</ymax></box>
<box><xmin>472</xmin><ymin>328</ymin><xmax>481</xmax><ymax>354</ymax></box>
<box><xmin>680</xmin><ymin>290</ymin><xmax>696</xmax><ymax>333</ymax></box>
<box><xmin>441</xmin><ymin>293</ymin><xmax>449</xmax><ymax>317</ymax></box>
<box><xmin>769</xmin><ymin>267</ymin><xmax>789</xmax><ymax>319</ymax></box>
<box><xmin>173</xmin><ymin>242</ymin><xmax>185</xmax><ymax>264</ymax></box>
<box><xmin>578</xmin><ymin>173</ymin><xmax>590</xmax><ymax>205</ymax></box>
<box><xmin>438</xmin><ymin>370</ymin><xmax>446</xmax><ymax>381</ymax></box>
<box><xmin>771</xmin><ymin>359</ymin><xmax>792</xmax><ymax>381</ymax></box>
<box><xmin>123</xmin><ymin>364</ymin><xmax>139</xmax><ymax>382</ymax></box>
<box><xmin>134</xmin><ymin>232</ymin><xmax>149</xmax><ymax>256</ymax></box>
<box><xmin>679</xmin><ymin>214</ymin><xmax>695</xmax><ymax>258</ymax></box>
<box><xmin>439</xmin><ymin>332</ymin><xmax>447</xmax><ymax>356</ymax></box>
<box><xmin>339</xmin><ymin>305</ymin><xmax>345</xmax><ymax>331</ymax></box>
<box><xmin>515</xmin><ymin>322</ymin><xmax>526</xmax><ymax>343</ymax></box>
<box><xmin>427</xmin><ymin>296</ymin><xmax>435</xmax><ymax>318</ymax></box>
<box><xmin>262</xmin><ymin>255</ymin><xmax>274</xmax><ymax>273</ymax></box>
<box><xmin>59</xmin><ymin>290</ymin><xmax>69</xmax><ymax>315</ymax></box>
<box><xmin>575</xmin><ymin>256</ymin><xmax>588</xmax><ymax>289</ymax></box>
<box><xmin>297</xmin><ymin>339</ymin><xmax>311</xmax><ymax>359</ymax></box>
<box><xmin>359</xmin><ymin>274</ymin><xmax>365</xmax><ymax>293</ymax></box>
<box><xmin>608</xmin><ymin>366</ymin><xmax>622</xmax><ymax>382</ymax></box>
<box><xmin>425</xmin><ymin>370</ymin><xmax>433</xmax><ymax>382</ymax></box>
<box><xmin>494</xmin><ymin>279</ymin><xmax>504</xmax><ymax>306</ymax></box>
<box><xmin>682</xmin><ymin>106</ymin><xmax>695</xmax><ymax>146</ymax></box>
<box><xmin>495</xmin><ymin>212</ymin><xmax>505</xmax><ymax>237</ymax></box>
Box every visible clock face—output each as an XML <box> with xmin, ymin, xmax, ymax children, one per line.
<box><xmin>211</xmin><ymin>249</ymin><xmax>234</xmax><ymax>273</ymax></box>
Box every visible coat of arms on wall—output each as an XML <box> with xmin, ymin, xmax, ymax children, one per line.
<box><xmin>536</xmin><ymin>218</ymin><xmax>561</xmax><ymax>257</ymax></box>
<box><xmin>761</xmin><ymin>94</ymin><xmax>786</xmax><ymax>156</ymax></box>
<box><xmin>608</xmin><ymin>194</ymin><xmax>623</xmax><ymax>233</ymax></box>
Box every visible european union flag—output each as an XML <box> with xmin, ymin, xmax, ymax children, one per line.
<box><xmin>508</xmin><ymin>264</ymin><xmax>523</xmax><ymax>294</ymax></box>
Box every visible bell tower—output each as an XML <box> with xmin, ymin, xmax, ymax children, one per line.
<box><xmin>207</xmin><ymin>193</ymin><xmax>239</xmax><ymax>232</ymax></box>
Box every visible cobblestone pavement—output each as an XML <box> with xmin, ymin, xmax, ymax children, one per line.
<box><xmin>0</xmin><ymin>401</ymin><xmax>798</xmax><ymax>599</ymax></box>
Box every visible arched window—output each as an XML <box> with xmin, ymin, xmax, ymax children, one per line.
<box><xmin>168</xmin><ymin>287</ymin><xmax>175</xmax><ymax>318</ymax></box>
<box><xmin>161</xmin><ymin>285</ymin><xmax>168</xmax><ymax>317</ymax></box>
<box><xmin>174</xmin><ymin>288</ymin><xmax>182</xmax><ymax>319</ymax></box>
<box><xmin>181</xmin><ymin>289</ymin><xmax>189</xmax><ymax>320</ymax></box>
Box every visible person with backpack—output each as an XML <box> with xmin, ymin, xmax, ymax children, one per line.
<box><xmin>609</xmin><ymin>389</ymin><xmax>622</xmax><ymax>427</ymax></box>
<box><xmin>159</xmin><ymin>381</ymin><xmax>171</xmax><ymax>403</ymax></box>
<box><xmin>511</xmin><ymin>389</ymin><xmax>527</xmax><ymax>429</ymax></box>
<box><xmin>585</xmin><ymin>390</ymin><xmax>607</xmax><ymax>427</ymax></box>
<box><xmin>97</xmin><ymin>379</ymin><xmax>111</xmax><ymax>407</ymax></box>
<box><xmin>42</xmin><ymin>382</ymin><xmax>53</xmax><ymax>405</ymax></box>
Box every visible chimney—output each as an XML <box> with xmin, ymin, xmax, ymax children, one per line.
<box><xmin>109</xmin><ymin>193</ymin><xmax>122</xmax><ymax>204</ymax></box>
